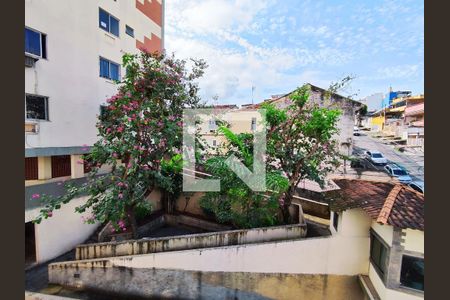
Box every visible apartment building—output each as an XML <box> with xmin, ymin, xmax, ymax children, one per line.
<box><xmin>25</xmin><ymin>0</ymin><xmax>164</xmax><ymax>266</ymax></box>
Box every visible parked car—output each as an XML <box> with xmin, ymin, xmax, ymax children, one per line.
<box><xmin>353</xmin><ymin>126</ymin><xmax>361</xmax><ymax>136</ymax></box>
<box><xmin>384</xmin><ymin>164</ymin><xmax>412</xmax><ymax>183</ymax></box>
<box><xmin>408</xmin><ymin>181</ymin><xmax>424</xmax><ymax>194</ymax></box>
<box><xmin>365</xmin><ymin>150</ymin><xmax>388</xmax><ymax>165</ymax></box>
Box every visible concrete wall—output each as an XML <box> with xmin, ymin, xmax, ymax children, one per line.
<box><xmin>175</xmin><ymin>191</ymin><xmax>207</xmax><ymax>217</ymax></box>
<box><xmin>76</xmin><ymin>222</ymin><xmax>307</xmax><ymax>260</ymax></box>
<box><xmin>33</xmin><ymin>196</ymin><xmax>99</xmax><ymax>263</ymax></box>
<box><xmin>59</xmin><ymin>232</ymin><xmax>368</xmax><ymax>276</ymax></box>
<box><xmin>339</xmin><ymin>209</ymin><xmax>372</xmax><ymax>238</ymax></box>
<box><xmin>49</xmin><ymin>267</ymin><xmax>364</xmax><ymax>300</ymax></box>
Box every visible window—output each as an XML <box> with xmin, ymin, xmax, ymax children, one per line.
<box><xmin>99</xmin><ymin>57</ymin><xmax>120</xmax><ymax>81</ymax></box>
<box><xmin>125</xmin><ymin>25</ymin><xmax>134</xmax><ymax>37</ymax></box>
<box><xmin>209</xmin><ymin>119</ymin><xmax>217</xmax><ymax>131</ymax></box>
<box><xmin>251</xmin><ymin>117</ymin><xmax>257</xmax><ymax>131</ymax></box>
<box><xmin>100</xmin><ymin>105</ymin><xmax>108</xmax><ymax>120</ymax></box>
<box><xmin>333</xmin><ymin>212</ymin><xmax>339</xmax><ymax>231</ymax></box>
<box><xmin>400</xmin><ymin>255</ymin><xmax>424</xmax><ymax>291</ymax></box>
<box><xmin>212</xmin><ymin>140</ymin><xmax>217</xmax><ymax>146</ymax></box>
<box><xmin>25</xmin><ymin>27</ymin><xmax>47</xmax><ymax>58</ymax></box>
<box><xmin>393</xmin><ymin>169</ymin><xmax>408</xmax><ymax>176</ymax></box>
<box><xmin>370</xmin><ymin>232</ymin><xmax>388</xmax><ymax>277</ymax></box>
<box><xmin>26</xmin><ymin>94</ymin><xmax>49</xmax><ymax>120</ymax></box>
<box><xmin>99</xmin><ymin>8</ymin><xmax>119</xmax><ymax>37</ymax></box>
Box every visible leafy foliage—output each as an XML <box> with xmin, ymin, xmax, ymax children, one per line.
<box><xmin>33</xmin><ymin>51</ymin><xmax>207</xmax><ymax>237</ymax></box>
<box><xmin>200</xmin><ymin>127</ymin><xmax>288</xmax><ymax>228</ymax></box>
<box><xmin>265</xmin><ymin>83</ymin><xmax>344</xmax><ymax>222</ymax></box>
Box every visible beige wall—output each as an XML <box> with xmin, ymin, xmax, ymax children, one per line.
<box><xmin>34</xmin><ymin>196</ymin><xmax>99</xmax><ymax>263</ymax></box>
<box><xmin>372</xmin><ymin>221</ymin><xmax>394</xmax><ymax>246</ymax></box>
<box><xmin>87</xmin><ymin>235</ymin><xmax>369</xmax><ymax>275</ymax></box>
<box><xmin>338</xmin><ymin>209</ymin><xmax>372</xmax><ymax>237</ymax></box>
<box><xmin>402</xmin><ymin>229</ymin><xmax>424</xmax><ymax>253</ymax></box>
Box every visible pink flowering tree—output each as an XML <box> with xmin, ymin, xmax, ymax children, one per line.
<box><xmin>33</xmin><ymin>51</ymin><xmax>207</xmax><ymax>238</ymax></box>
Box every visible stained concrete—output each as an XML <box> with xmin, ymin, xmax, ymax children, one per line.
<box><xmin>49</xmin><ymin>267</ymin><xmax>364</xmax><ymax>300</ymax></box>
<box><xmin>76</xmin><ymin>222</ymin><xmax>307</xmax><ymax>260</ymax></box>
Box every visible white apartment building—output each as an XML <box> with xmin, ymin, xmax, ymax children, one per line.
<box><xmin>25</xmin><ymin>0</ymin><xmax>164</xmax><ymax>266</ymax></box>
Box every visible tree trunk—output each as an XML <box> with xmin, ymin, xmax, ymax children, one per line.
<box><xmin>126</xmin><ymin>205</ymin><xmax>139</xmax><ymax>239</ymax></box>
<box><xmin>281</xmin><ymin>186</ymin><xmax>295</xmax><ymax>224</ymax></box>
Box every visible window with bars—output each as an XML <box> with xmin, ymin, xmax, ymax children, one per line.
<box><xmin>26</xmin><ymin>94</ymin><xmax>49</xmax><ymax>121</ymax></box>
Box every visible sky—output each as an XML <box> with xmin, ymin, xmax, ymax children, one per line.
<box><xmin>164</xmin><ymin>0</ymin><xmax>424</xmax><ymax>107</ymax></box>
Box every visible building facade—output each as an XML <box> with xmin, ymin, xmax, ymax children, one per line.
<box><xmin>25</xmin><ymin>0</ymin><xmax>164</xmax><ymax>265</ymax></box>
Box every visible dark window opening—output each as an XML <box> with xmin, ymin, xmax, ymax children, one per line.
<box><xmin>400</xmin><ymin>255</ymin><xmax>424</xmax><ymax>291</ymax></box>
<box><xmin>25</xmin><ymin>157</ymin><xmax>38</xmax><ymax>180</ymax></box>
<box><xmin>99</xmin><ymin>8</ymin><xmax>119</xmax><ymax>37</ymax></box>
<box><xmin>25</xmin><ymin>222</ymin><xmax>37</xmax><ymax>266</ymax></box>
<box><xmin>25</xmin><ymin>27</ymin><xmax>47</xmax><ymax>58</ymax></box>
<box><xmin>333</xmin><ymin>212</ymin><xmax>339</xmax><ymax>231</ymax></box>
<box><xmin>51</xmin><ymin>155</ymin><xmax>71</xmax><ymax>178</ymax></box>
<box><xmin>370</xmin><ymin>232</ymin><xmax>388</xmax><ymax>277</ymax></box>
<box><xmin>99</xmin><ymin>57</ymin><xmax>120</xmax><ymax>81</ymax></box>
<box><xmin>125</xmin><ymin>25</ymin><xmax>134</xmax><ymax>37</ymax></box>
<box><xmin>251</xmin><ymin>117</ymin><xmax>257</xmax><ymax>131</ymax></box>
<box><xmin>26</xmin><ymin>94</ymin><xmax>49</xmax><ymax>120</ymax></box>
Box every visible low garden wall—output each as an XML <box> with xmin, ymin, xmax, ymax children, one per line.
<box><xmin>75</xmin><ymin>220</ymin><xmax>307</xmax><ymax>260</ymax></box>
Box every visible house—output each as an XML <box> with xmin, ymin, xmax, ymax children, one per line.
<box><xmin>404</xmin><ymin>95</ymin><xmax>424</xmax><ymax>150</ymax></box>
<box><xmin>25</xmin><ymin>0</ymin><xmax>164</xmax><ymax>266</ymax></box>
<box><xmin>327</xmin><ymin>179</ymin><xmax>424</xmax><ymax>300</ymax></box>
<box><xmin>203</xmin><ymin>83</ymin><xmax>364</xmax><ymax>155</ymax></box>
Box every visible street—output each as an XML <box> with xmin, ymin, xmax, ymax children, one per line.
<box><xmin>352</xmin><ymin>133</ymin><xmax>424</xmax><ymax>182</ymax></box>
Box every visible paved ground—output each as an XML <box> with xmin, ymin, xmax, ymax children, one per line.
<box><xmin>352</xmin><ymin>133</ymin><xmax>424</xmax><ymax>182</ymax></box>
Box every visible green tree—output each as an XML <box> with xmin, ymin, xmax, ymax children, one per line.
<box><xmin>200</xmin><ymin>126</ymin><xmax>288</xmax><ymax>228</ymax></box>
<box><xmin>33</xmin><ymin>51</ymin><xmax>207</xmax><ymax>238</ymax></box>
<box><xmin>263</xmin><ymin>83</ymin><xmax>343</xmax><ymax>223</ymax></box>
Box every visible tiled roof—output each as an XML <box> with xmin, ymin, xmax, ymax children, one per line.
<box><xmin>327</xmin><ymin>179</ymin><xmax>424</xmax><ymax>231</ymax></box>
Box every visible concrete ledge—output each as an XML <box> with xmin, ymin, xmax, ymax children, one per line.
<box><xmin>75</xmin><ymin>221</ymin><xmax>307</xmax><ymax>260</ymax></box>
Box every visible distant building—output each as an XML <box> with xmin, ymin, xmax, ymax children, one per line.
<box><xmin>248</xmin><ymin>83</ymin><xmax>364</xmax><ymax>155</ymax></box>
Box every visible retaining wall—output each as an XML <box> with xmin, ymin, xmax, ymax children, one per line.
<box><xmin>48</xmin><ymin>267</ymin><xmax>364</xmax><ymax>300</ymax></box>
<box><xmin>75</xmin><ymin>222</ymin><xmax>307</xmax><ymax>260</ymax></box>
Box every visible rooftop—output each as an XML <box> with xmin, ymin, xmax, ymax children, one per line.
<box><xmin>326</xmin><ymin>179</ymin><xmax>424</xmax><ymax>231</ymax></box>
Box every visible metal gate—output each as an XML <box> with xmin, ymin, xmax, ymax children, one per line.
<box><xmin>25</xmin><ymin>157</ymin><xmax>38</xmax><ymax>180</ymax></box>
<box><xmin>51</xmin><ymin>155</ymin><xmax>71</xmax><ymax>178</ymax></box>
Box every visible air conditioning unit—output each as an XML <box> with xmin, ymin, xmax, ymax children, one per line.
<box><xmin>25</xmin><ymin>55</ymin><xmax>39</xmax><ymax>68</ymax></box>
<box><xmin>25</xmin><ymin>122</ymin><xmax>39</xmax><ymax>133</ymax></box>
